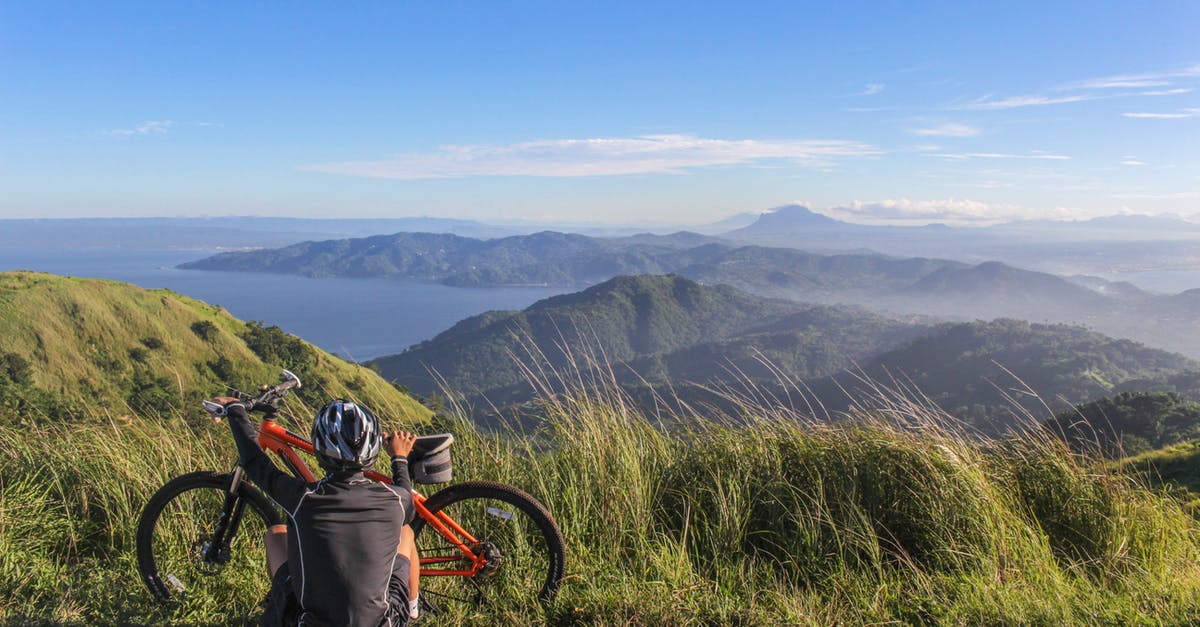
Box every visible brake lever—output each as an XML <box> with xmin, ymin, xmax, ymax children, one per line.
<box><xmin>202</xmin><ymin>399</ymin><xmax>228</xmax><ymax>422</ymax></box>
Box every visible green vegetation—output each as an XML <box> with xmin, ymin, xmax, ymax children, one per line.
<box><xmin>0</xmin><ymin>271</ymin><xmax>430</xmax><ymax>423</ymax></box>
<box><xmin>372</xmin><ymin>274</ymin><xmax>810</xmax><ymax>397</ymax></box>
<box><xmin>4</xmin><ymin>371</ymin><xmax>1200</xmax><ymax>624</ymax></box>
<box><xmin>4</xmin><ymin>270</ymin><xmax>1200</xmax><ymax>623</ymax></box>
<box><xmin>830</xmin><ymin>319</ymin><xmax>1197</xmax><ymax>433</ymax></box>
<box><xmin>180</xmin><ymin>230</ymin><xmax>962</xmax><ymax>293</ymax></box>
<box><xmin>373</xmin><ymin>277</ymin><xmax>1196</xmax><ymax>432</ymax></box>
<box><xmin>1047</xmin><ymin>392</ymin><xmax>1200</xmax><ymax>457</ymax></box>
<box><xmin>1120</xmin><ymin>439</ymin><xmax>1200</xmax><ymax>514</ymax></box>
<box><xmin>371</xmin><ymin>275</ymin><xmax>924</xmax><ymax>411</ymax></box>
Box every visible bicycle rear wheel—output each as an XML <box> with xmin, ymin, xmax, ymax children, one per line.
<box><xmin>136</xmin><ymin>471</ymin><xmax>281</xmax><ymax>610</ymax></box>
<box><xmin>410</xmin><ymin>481</ymin><xmax>565</xmax><ymax>612</ymax></box>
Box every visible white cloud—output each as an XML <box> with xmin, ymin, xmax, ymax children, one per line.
<box><xmin>1122</xmin><ymin>108</ymin><xmax>1200</xmax><ymax>119</ymax></box>
<box><xmin>1139</xmin><ymin>88</ymin><xmax>1192</xmax><ymax>96</ymax></box>
<box><xmin>861</xmin><ymin>83</ymin><xmax>885</xmax><ymax>96</ymax></box>
<box><xmin>826</xmin><ymin>197</ymin><xmax>1073</xmax><ymax>224</ymax></box>
<box><xmin>951</xmin><ymin>64</ymin><xmax>1200</xmax><ymax>110</ymax></box>
<box><xmin>952</xmin><ymin>93</ymin><xmax>1098</xmax><ymax>110</ymax></box>
<box><xmin>930</xmin><ymin>151</ymin><xmax>1070</xmax><ymax>161</ymax></box>
<box><xmin>299</xmin><ymin>134</ymin><xmax>881</xmax><ymax>179</ymax></box>
<box><xmin>1121</xmin><ymin>159</ymin><xmax>1148</xmax><ymax>166</ymax></box>
<box><xmin>103</xmin><ymin>120</ymin><xmax>174</xmax><ymax>137</ymax></box>
<box><xmin>910</xmin><ymin>122</ymin><xmax>980</xmax><ymax>137</ymax></box>
<box><xmin>1110</xmin><ymin>191</ymin><xmax>1200</xmax><ymax>200</ymax></box>
<box><xmin>1069</xmin><ymin>64</ymin><xmax>1200</xmax><ymax>89</ymax></box>
<box><xmin>1075</xmin><ymin>79</ymin><xmax>1170</xmax><ymax>89</ymax></box>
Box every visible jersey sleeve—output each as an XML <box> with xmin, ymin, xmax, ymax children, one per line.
<box><xmin>225</xmin><ymin>404</ymin><xmax>307</xmax><ymax>512</ymax></box>
<box><xmin>389</xmin><ymin>456</ymin><xmax>416</xmax><ymax>525</ymax></box>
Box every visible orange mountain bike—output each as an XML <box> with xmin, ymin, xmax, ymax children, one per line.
<box><xmin>135</xmin><ymin>370</ymin><xmax>565</xmax><ymax>612</ymax></box>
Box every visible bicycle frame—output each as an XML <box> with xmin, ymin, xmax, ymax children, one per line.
<box><xmin>254</xmin><ymin>418</ymin><xmax>487</xmax><ymax>578</ymax></box>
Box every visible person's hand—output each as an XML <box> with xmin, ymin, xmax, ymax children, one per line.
<box><xmin>206</xmin><ymin>396</ymin><xmax>246</xmax><ymax>422</ymax></box>
<box><xmin>386</xmin><ymin>431</ymin><xmax>417</xmax><ymax>459</ymax></box>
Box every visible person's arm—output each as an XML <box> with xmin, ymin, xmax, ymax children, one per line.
<box><xmin>214</xmin><ymin>397</ymin><xmax>306</xmax><ymax>512</ymax></box>
<box><xmin>386</xmin><ymin>431</ymin><xmax>417</xmax><ymax>525</ymax></box>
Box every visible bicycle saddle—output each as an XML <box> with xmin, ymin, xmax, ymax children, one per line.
<box><xmin>409</xmin><ymin>433</ymin><xmax>454</xmax><ymax>462</ymax></box>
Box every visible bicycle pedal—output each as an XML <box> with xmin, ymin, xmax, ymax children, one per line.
<box><xmin>417</xmin><ymin>592</ymin><xmax>440</xmax><ymax>617</ymax></box>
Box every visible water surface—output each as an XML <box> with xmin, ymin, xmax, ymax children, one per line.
<box><xmin>0</xmin><ymin>249</ymin><xmax>570</xmax><ymax>360</ymax></box>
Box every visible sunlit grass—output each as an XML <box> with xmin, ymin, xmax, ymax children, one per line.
<box><xmin>4</xmin><ymin>362</ymin><xmax>1200</xmax><ymax>624</ymax></box>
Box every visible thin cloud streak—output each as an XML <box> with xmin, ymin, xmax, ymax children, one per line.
<box><xmin>952</xmin><ymin>63</ymin><xmax>1200</xmax><ymax>110</ymax></box>
<box><xmin>1069</xmin><ymin>64</ymin><xmax>1200</xmax><ymax>89</ymax></box>
<box><xmin>930</xmin><ymin>151</ymin><xmax>1071</xmax><ymax>161</ymax></box>
<box><xmin>860</xmin><ymin>83</ymin><xmax>885</xmax><ymax>95</ymax></box>
<box><xmin>102</xmin><ymin>120</ymin><xmax>174</xmax><ymax>137</ymax></box>
<box><xmin>300</xmin><ymin>134</ymin><xmax>881</xmax><ymax>179</ymax></box>
<box><xmin>1122</xmin><ymin>108</ymin><xmax>1200</xmax><ymax>119</ymax></box>
<box><xmin>953</xmin><ymin>93</ymin><xmax>1099</xmax><ymax>110</ymax></box>
<box><xmin>1111</xmin><ymin>191</ymin><xmax>1200</xmax><ymax>200</ymax></box>
<box><xmin>910</xmin><ymin>122</ymin><xmax>980</xmax><ymax>137</ymax></box>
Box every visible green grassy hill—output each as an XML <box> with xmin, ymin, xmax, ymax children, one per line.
<box><xmin>369</xmin><ymin>274</ymin><xmax>811</xmax><ymax>401</ymax></box>
<box><xmin>4</xmin><ymin>378</ymin><xmax>1200</xmax><ymax>624</ymax></box>
<box><xmin>0</xmin><ymin>271</ymin><xmax>430</xmax><ymax>424</ymax></box>
<box><xmin>823</xmin><ymin>319</ymin><xmax>1198</xmax><ymax>433</ymax></box>
<box><xmin>3</xmin><ymin>273</ymin><xmax>1200</xmax><ymax>624</ymax></box>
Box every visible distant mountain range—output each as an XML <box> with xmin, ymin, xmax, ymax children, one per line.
<box><xmin>725</xmin><ymin>205</ymin><xmax>1200</xmax><ymax>284</ymax></box>
<box><xmin>367</xmin><ymin>275</ymin><xmax>1197</xmax><ymax>432</ymax></box>
<box><xmin>179</xmin><ymin>227</ymin><xmax>1200</xmax><ymax>357</ymax></box>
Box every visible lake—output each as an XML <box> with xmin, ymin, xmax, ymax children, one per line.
<box><xmin>0</xmin><ymin>249</ymin><xmax>570</xmax><ymax>360</ymax></box>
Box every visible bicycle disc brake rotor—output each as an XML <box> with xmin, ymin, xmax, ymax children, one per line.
<box><xmin>472</xmin><ymin>541</ymin><xmax>502</xmax><ymax>579</ymax></box>
<box><xmin>191</xmin><ymin>537</ymin><xmax>231</xmax><ymax>573</ymax></box>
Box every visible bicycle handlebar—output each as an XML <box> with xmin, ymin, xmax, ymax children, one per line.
<box><xmin>202</xmin><ymin>369</ymin><xmax>302</xmax><ymax>417</ymax></box>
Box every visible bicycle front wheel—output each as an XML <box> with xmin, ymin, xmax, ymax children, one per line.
<box><xmin>136</xmin><ymin>471</ymin><xmax>281</xmax><ymax>610</ymax></box>
<box><xmin>411</xmin><ymin>480</ymin><xmax>565</xmax><ymax>611</ymax></box>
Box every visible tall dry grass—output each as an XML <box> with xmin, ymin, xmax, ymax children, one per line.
<box><xmin>3</xmin><ymin>361</ymin><xmax>1200</xmax><ymax>625</ymax></box>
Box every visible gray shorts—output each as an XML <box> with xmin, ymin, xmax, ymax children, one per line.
<box><xmin>261</xmin><ymin>555</ymin><xmax>411</xmax><ymax>627</ymax></box>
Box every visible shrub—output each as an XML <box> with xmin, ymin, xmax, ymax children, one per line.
<box><xmin>190</xmin><ymin>320</ymin><xmax>218</xmax><ymax>341</ymax></box>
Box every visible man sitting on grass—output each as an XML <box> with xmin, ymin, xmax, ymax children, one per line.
<box><xmin>215</xmin><ymin>396</ymin><xmax>422</xmax><ymax>626</ymax></box>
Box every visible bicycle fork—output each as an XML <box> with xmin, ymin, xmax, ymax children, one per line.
<box><xmin>201</xmin><ymin>467</ymin><xmax>250</xmax><ymax>566</ymax></box>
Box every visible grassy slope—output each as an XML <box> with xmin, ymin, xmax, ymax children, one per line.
<box><xmin>371</xmin><ymin>274</ymin><xmax>806</xmax><ymax>396</ymax></box>
<box><xmin>0</xmin><ymin>271</ymin><xmax>430</xmax><ymax>423</ymax></box>
<box><xmin>3</xmin><ymin>380</ymin><xmax>1200</xmax><ymax>624</ymax></box>
<box><xmin>1122</xmin><ymin>440</ymin><xmax>1200</xmax><ymax>511</ymax></box>
<box><xmin>3</xmin><ymin>271</ymin><xmax>1199</xmax><ymax>624</ymax></box>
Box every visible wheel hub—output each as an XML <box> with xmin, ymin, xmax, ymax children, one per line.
<box><xmin>474</xmin><ymin>541</ymin><xmax>502</xmax><ymax>578</ymax></box>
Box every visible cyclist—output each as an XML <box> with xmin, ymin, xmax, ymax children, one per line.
<box><xmin>214</xmin><ymin>395</ymin><xmax>422</xmax><ymax>626</ymax></box>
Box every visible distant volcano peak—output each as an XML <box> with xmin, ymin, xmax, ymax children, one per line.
<box><xmin>731</xmin><ymin>204</ymin><xmax>845</xmax><ymax>234</ymax></box>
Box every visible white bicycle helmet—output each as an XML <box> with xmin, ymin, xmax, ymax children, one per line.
<box><xmin>312</xmin><ymin>399</ymin><xmax>383</xmax><ymax>472</ymax></box>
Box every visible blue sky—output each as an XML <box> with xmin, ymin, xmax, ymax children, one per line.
<box><xmin>1</xmin><ymin>1</ymin><xmax>1197</xmax><ymax>225</ymax></box>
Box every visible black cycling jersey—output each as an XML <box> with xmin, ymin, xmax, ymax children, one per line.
<box><xmin>226</xmin><ymin>404</ymin><xmax>415</xmax><ymax>627</ymax></box>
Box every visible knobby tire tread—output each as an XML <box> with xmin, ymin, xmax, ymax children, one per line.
<box><xmin>411</xmin><ymin>480</ymin><xmax>566</xmax><ymax>604</ymax></box>
<box><xmin>136</xmin><ymin>471</ymin><xmax>281</xmax><ymax>603</ymax></box>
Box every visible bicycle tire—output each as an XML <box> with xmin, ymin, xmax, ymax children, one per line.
<box><xmin>136</xmin><ymin>471</ymin><xmax>282</xmax><ymax>604</ymax></box>
<box><xmin>410</xmin><ymin>480</ymin><xmax>566</xmax><ymax>608</ymax></box>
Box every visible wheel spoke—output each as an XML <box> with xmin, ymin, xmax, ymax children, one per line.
<box><xmin>137</xmin><ymin>472</ymin><xmax>277</xmax><ymax>618</ymax></box>
<box><xmin>411</xmin><ymin>481</ymin><xmax>565</xmax><ymax>615</ymax></box>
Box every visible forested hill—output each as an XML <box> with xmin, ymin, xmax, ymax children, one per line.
<box><xmin>368</xmin><ymin>275</ymin><xmax>1198</xmax><ymax>431</ymax></box>
<box><xmin>176</xmin><ymin>228</ymin><xmax>1200</xmax><ymax>359</ymax></box>
<box><xmin>178</xmin><ymin>229</ymin><xmax>965</xmax><ymax>292</ymax></box>
<box><xmin>368</xmin><ymin>274</ymin><xmax>929</xmax><ymax>408</ymax></box>
<box><xmin>179</xmin><ymin>230</ymin><xmax>705</xmax><ymax>286</ymax></box>
<box><xmin>818</xmin><ymin>319</ymin><xmax>1198</xmax><ymax>433</ymax></box>
<box><xmin>371</xmin><ymin>275</ymin><xmax>818</xmax><ymax>398</ymax></box>
<box><xmin>0</xmin><ymin>271</ymin><xmax>430</xmax><ymax>423</ymax></box>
